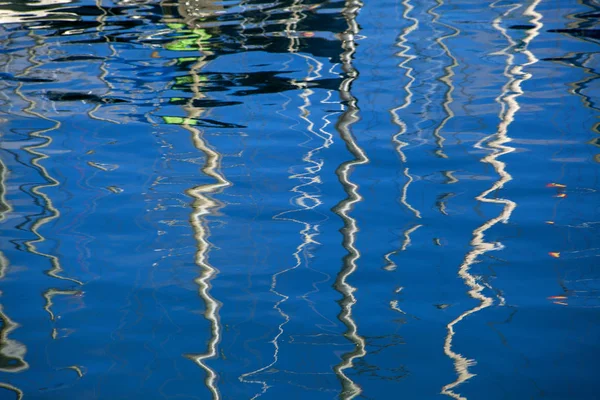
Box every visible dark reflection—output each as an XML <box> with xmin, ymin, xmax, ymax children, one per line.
<box><xmin>544</xmin><ymin>1</ymin><xmax>600</xmax><ymax>162</ymax></box>
<box><xmin>549</xmin><ymin>29</ymin><xmax>600</xmax><ymax>40</ymax></box>
<box><xmin>543</xmin><ymin>1</ymin><xmax>600</xmax><ymax>306</ymax></box>
<box><xmin>44</xmin><ymin>91</ymin><xmax>128</xmax><ymax>104</ymax></box>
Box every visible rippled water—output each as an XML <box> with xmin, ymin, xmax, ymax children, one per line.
<box><xmin>0</xmin><ymin>0</ymin><xmax>599</xmax><ymax>398</ymax></box>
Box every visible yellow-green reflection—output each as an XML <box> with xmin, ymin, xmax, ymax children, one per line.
<box><xmin>442</xmin><ymin>2</ymin><xmax>542</xmax><ymax>398</ymax></box>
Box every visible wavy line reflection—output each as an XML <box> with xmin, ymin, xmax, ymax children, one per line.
<box><xmin>384</xmin><ymin>0</ymin><xmax>420</xmax><ymax>274</ymax></box>
<box><xmin>0</xmin><ymin>159</ymin><xmax>10</xmax><ymax>223</ymax></box>
<box><xmin>390</xmin><ymin>0</ymin><xmax>417</xmax><ymax>165</ymax></box>
<box><xmin>442</xmin><ymin>2</ymin><xmax>541</xmax><ymax>398</ymax></box>
<box><xmin>0</xmin><ymin>80</ymin><xmax>25</xmax><ymax>397</ymax></box>
<box><xmin>240</xmin><ymin>35</ymin><xmax>334</xmax><ymax>396</ymax></box>
<box><xmin>87</xmin><ymin>0</ymin><xmax>119</xmax><ymax>125</ymax></box>
<box><xmin>12</xmin><ymin>33</ymin><xmax>84</xmax><ymax>357</ymax></box>
<box><xmin>429</xmin><ymin>0</ymin><xmax>459</xmax><ymax>159</ymax></box>
<box><xmin>383</xmin><ymin>224</ymin><xmax>423</xmax><ymax>272</ymax></box>
<box><xmin>551</xmin><ymin>2</ymin><xmax>600</xmax><ymax>161</ymax></box>
<box><xmin>332</xmin><ymin>1</ymin><xmax>367</xmax><ymax>398</ymax></box>
<box><xmin>0</xmin><ymin>170</ymin><xmax>29</xmax><ymax>378</ymax></box>
<box><xmin>173</xmin><ymin>24</ymin><xmax>229</xmax><ymax>400</ymax></box>
<box><xmin>13</xmin><ymin>35</ymin><xmax>82</xmax><ymax>288</ymax></box>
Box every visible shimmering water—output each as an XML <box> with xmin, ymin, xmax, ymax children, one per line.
<box><xmin>0</xmin><ymin>0</ymin><xmax>599</xmax><ymax>399</ymax></box>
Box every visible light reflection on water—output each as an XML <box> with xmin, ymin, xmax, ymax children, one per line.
<box><xmin>0</xmin><ymin>0</ymin><xmax>599</xmax><ymax>399</ymax></box>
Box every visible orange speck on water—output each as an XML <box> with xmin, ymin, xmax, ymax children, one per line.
<box><xmin>549</xmin><ymin>252</ymin><xmax>560</xmax><ymax>258</ymax></box>
<box><xmin>546</xmin><ymin>183</ymin><xmax>566</xmax><ymax>188</ymax></box>
<box><xmin>548</xmin><ymin>296</ymin><xmax>567</xmax><ymax>300</ymax></box>
<box><xmin>545</xmin><ymin>221</ymin><xmax>554</xmax><ymax>225</ymax></box>
<box><xmin>151</xmin><ymin>51</ymin><xmax>160</xmax><ymax>58</ymax></box>
<box><xmin>555</xmin><ymin>193</ymin><xmax>567</xmax><ymax>198</ymax></box>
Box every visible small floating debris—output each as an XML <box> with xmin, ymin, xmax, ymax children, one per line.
<box><xmin>545</xmin><ymin>221</ymin><xmax>555</xmax><ymax>225</ymax></box>
<box><xmin>87</xmin><ymin>161</ymin><xmax>118</xmax><ymax>171</ymax></box>
<box><xmin>383</xmin><ymin>262</ymin><xmax>397</xmax><ymax>272</ymax></box>
<box><xmin>106</xmin><ymin>186</ymin><xmax>123</xmax><ymax>194</ymax></box>
<box><xmin>434</xmin><ymin>304</ymin><xmax>451</xmax><ymax>310</ymax></box>
<box><xmin>549</xmin><ymin>252</ymin><xmax>560</xmax><ymax>258</ymax></box>
<box><xmin>64</xmin><ymin>365</ymin><xmax>86</xmax><ymax>378</ymax></box>
<box><xmin>546</xmin><ymin>183</ymin><xmax>566</xmax><ymax>188</ymax></box>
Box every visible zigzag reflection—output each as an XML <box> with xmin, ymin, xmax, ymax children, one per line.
<box><xmin>15</xmin><ymin>56</ymin><xmax>82</xmax><ymax>287</ymax></box>
<box><xmin>429</xmin><ymin>0</ymin><xmax>459</xmax><ymax>159</ymax></box>
<box><xmin>240</xmin><ymin>3</ymin><xmax>338</xmax><ymax>390</ymax></box>
<box><xmin>173</xmin><ymin>27</ymin><xmax>229</xmax><ymax>400</ymax></box>
<box><xmin>384</xmin><ymin>0</ymin><xmax>420</xmax><ymax>274</ymax></box>
<box><xmin>0</xmin><ymin>160</ymin><xmax>29</xmax><ymax>382</ymax></box>
<box><xmin>332</xmin><ymin>1</ymin><xmax>367</xmax><ymax>398</ymax></box>
<box><xmin>442</xmin><ymin>2</ymin><xmax>541</xmax><ymax>398</ymax></box>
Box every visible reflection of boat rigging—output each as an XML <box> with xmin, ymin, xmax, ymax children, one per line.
<box><xmin>332</xmin><ymin>1</ymin><xmax>367</xmax><ymax>399</ymax></box>
<box><xmin>239</xmin><ymin>4</ymin><xmax>331</xmax><ymax>396</ymax></box>
<box><xmin>442</xmin><ymin>2</ymin><xmax>541</xmax><ymax>398</ymax></box>
<box><xmin>0</xmin><ymin>159</ymin><xmax>28</xmax><ymax>399</ymax></box>
<box><xmin>161</xmin><ymin>2</ymin><xmax>228</xmax><ymax>399</ymax></box>
<box><xmin>0</xmin><ymin>0</ymin><xmax>76</xmax><ymax>25</ymax></box>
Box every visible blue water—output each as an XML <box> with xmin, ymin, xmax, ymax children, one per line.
<box><xmin>0</xmin><ymin>0</ymin><xmax>599</xmax><ymax>399</ymax></box>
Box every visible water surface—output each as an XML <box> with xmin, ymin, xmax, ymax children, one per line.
<box><xmin>0</xmin><ymin>0</ymin><xmax>599</xmax><ymax>399</ymax></box>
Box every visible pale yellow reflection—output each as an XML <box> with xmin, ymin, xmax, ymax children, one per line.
<box><xmin>0</xmin><ymin>242</ymin><xmax>28</xmax><ymax>378</ymax></box>
<box><xmin>384</xmin><ymin>0</ymin><xmax>421</xmax><ymax>275</ymax></box>
<box><xmin>0</xmin><ymin>0</ymin><xmax>76</xmax><ymax>25</ymax></box>
<box><xmin>0</xmin><ymin>159</ymin><xmax>10</xmax><ymax>223</ymax></box>
<box><xmin>14</xmin><ymin>37</ymin><xmax>83</xmax><ymax>287</ymax></box>
<box><xmin>442</xmin><ymin>1</ymin><xmax>542</xmax><ymax>398</ymax></box>
<box><xmin>390</xmin><ymin>0</ymin><xmax>417</xmax><ymax>163</ymax></box>
<box><xmin>0</xmin><ymin>382</ymin><xmax>23</xmax><ymax>400</ymax></box>
<box><xmin>383</xmin><ymin>224</ymin><xmax>422</xmax><ymax>272</ymax></box>
<box><xmin>0</xmin><ymin>123</ymin><xmax>26</xmax><ymax>397</ymax></box>
<box><xmin>87</xmin><ymin>0</ymin><xmax>120</xmax><ymax>125</ymax></box>
<box><xmin>332</xmin><ymin>1</ymin><xmax>367</xmax><ymax>398</ymax></box>
<box><xmin>171</xmin><ymin>16</ymin><xmax>229</xmax><ymax>400</ymax></box>
<box><xmin>429</xmin><ymin>0</ymin><xmax>459</xmax><ymax>159</ymax></box>
<box><xmin>0</xmin><ymin>305</ymin><xmax>28</xmax><ymax>374</ymax></box>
